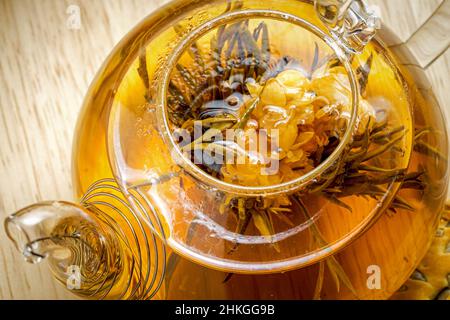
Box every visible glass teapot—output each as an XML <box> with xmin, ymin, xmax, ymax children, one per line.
<box><xmin>4</xmin><ymin>0</ymin><xmax>448</xmax><ymax>300</ymax></box>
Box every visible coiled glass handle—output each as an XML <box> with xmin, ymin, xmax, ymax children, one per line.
<box><xmin>4</xmin><ymin>179</ymin><xmax>167</xmax><ymax>300</ymax></box>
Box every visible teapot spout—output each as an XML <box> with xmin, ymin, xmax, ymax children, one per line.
<box><xmin>4</xmin><ymin>201</ymin><xmax>123</xmax><ymax>298</ymax></box>
<box><xmin>6</xmin><ymin>202</ymin><xmax>92</xmax><ymax>264</ymax></box>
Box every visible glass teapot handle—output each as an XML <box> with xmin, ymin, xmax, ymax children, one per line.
<box><xmin>315</xmin><ymin>0</ymin><xmax>381</xmax><ymax>54</ymax></box>
<box><xmin>4</xmin><ymin>196</ymin><xmax>166</xmax><ymax>300</ymax></box>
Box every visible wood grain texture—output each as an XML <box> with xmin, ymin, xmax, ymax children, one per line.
<box><xmin>0</xmin><ymin>0</ymin><xmax>448</xmax><ymax>299</ymax></box>
<box><xmin>390</xmin><ymin>0</ymin><xmax>450</xmax><ymax>68</ymax></box>
<box><xmin>426</xmin><ymin>49</ymin><xmax>450</xmax><ymax>115</ymax></box>
<box><xmin>368</xmin><ymin>0</ymin><xmax>444</xmax><ymax>45</ymax></box>
<box><xmin>0</xmin><ymin>0</ymin><xmax>170</xmax><ymax>300</ymax></box>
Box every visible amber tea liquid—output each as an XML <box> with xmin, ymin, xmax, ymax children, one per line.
<box><xmin>72</xmin><ymin>1</ymin><xmax>447</xmax><ymax>299</ymax></box>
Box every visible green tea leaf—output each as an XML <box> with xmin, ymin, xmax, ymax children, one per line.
<box><xmin>313</xmin><ymin>261</ymin><xmax>325</xmax><ymax>300</ymax></box>
<box><xmin>326</xmin><ymin>255</ymin><xmax>357</xmax><ymax>297</ymax></box>
<box><xmin>252</xmin><ymin>209</ymin><xmax>280</xmax><ymax>252</ymax></box>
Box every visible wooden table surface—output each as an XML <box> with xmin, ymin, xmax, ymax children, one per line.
<box><xmin>0</xmin><ymin>0</ymin><xmax>448</xmax><ymax>300</ymax></box>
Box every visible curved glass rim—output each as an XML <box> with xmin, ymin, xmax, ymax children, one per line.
<box><xmin>157</xmin><ymin>9</ymin><xmax>360</xmax><ymax>197</ymax></box>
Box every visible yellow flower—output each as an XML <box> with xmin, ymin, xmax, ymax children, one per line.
<box><xmin>260</xmin><ymin>78</ymin><xmax>287</xmax><ymax>107</ymax></box>
<box><xmin>276</xmin><ymin>69</ymin><xmax>311</xmax><ymax>101</ymax></box>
